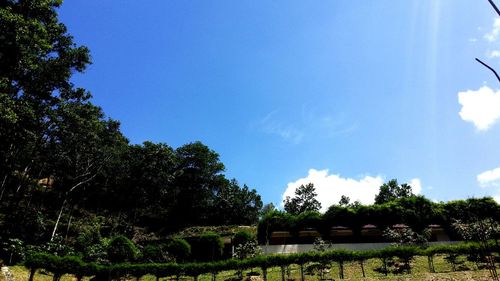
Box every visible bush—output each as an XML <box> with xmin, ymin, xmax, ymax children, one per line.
<box><xmin>107</xmin><ymin>235</ymin><xmax>138</xmax><ymax>263</ymax></box>
<box><xmin>142</xmin><ymin>244</ymin><xmax>169</xmax><ymax>263</ymax></box>
<box><xmin>192</xmin><ymin>232</ymin><xmax>223</xmax><ymax>262</ymax></box>
<box><xmin>167</xmin><ymin>238</ymin><xmax>191</xmax><ymax>262</ymax></box>
<box><xmin>233</xmin><ymin>230</ymin><xmax>254</xmax><ymax>247</ymax></box>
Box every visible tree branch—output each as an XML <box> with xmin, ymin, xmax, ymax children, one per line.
<box><xmin>476</xmin><ymin>58</ymin><xmax>500</xmax><ymax>83</ymax></box>
<box><xmin>488</xmin><ymin>0</ymin><xmax>500</xmax><ymax>16</ymax></box>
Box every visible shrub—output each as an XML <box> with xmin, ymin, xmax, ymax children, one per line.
<box><xmin>142</xmin><ymin>244</ymin><xmax>169</xmax><ymax>263</ymax></box>
<box><xmin>233</xmin><ymin>230</ymin><xmax>254</xmax><ymax>247</ymax></box>
<box><xmin>167</xmin><ymin>238</ymin><xmax>191</xmax><ymax>262</ymax></box>
<box><xmin>192</xmin><ymin>232</ymin><xmax>223</xmax><ymax>262</ymax></box>
<box><xmin>107</xmin><ymin>235</ymin><xmax>138</xmax><ymax>263</ymax></box>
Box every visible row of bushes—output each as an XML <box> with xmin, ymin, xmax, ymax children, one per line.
<box><xmin>258</xmin><ymin>197</ymin><xmax>500</xmax><ymax>243</ymax></box>
<box><xmin>24</xmin><ymin>242</ymin><xmax>495</xmax><ymax>281</ymax></box>
<box><xmin>2</xmin><ymin>230</ymin><xmax>243</xmax><ymax>265</ymax></box>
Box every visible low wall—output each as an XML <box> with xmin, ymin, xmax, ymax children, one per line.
<box><xmin>260</xmin><ymin>241</ymin><xmax>460</xmax><ymax>254</ymax></box>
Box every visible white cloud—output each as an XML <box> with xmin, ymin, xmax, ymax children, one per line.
<box><xmin>281</xmin><ymin>169</ymin><xmax>422</xmax><ymax>212</ymax></box>
<box><xmin>256</xmin><ymin>109</ymin><xmax>356</xmax><ymax>144</ymax></box>
<box><xmin>259</xmin><ymin>111</ymin><xmax>304</xmax><ymax>144</ymax></box>
<box><xmin>477</xmin><ymin>167</ymin><xmax>500</xmax><ymax>188</ymax></box>
<box><xmin>408</xmin><ymin>178</ymin><xmax>422</xmax><ymax>195</ymax></box>
<box><xmin>484</xmin><ymin>18</ymin><xmax>500</xmax><ymax>42</ymax></box>
<box><xmin>487</xmin><ymin>50</ymin><xmax>500</xmax><ymax>58</ymax></box>
<box><xmin>458</xmin><ymin>86</ymin><xmax>500</xmax><ymax>131</ymax></box>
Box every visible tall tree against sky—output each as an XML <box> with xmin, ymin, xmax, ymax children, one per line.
<box><xmin>0</xmin><ymin>0</ymin><xmax>91</xmax><ymax>200</ymax></box>
<box><xmin>374</xmin><ymin>179</ymin><xmax>414</xmax><ymax>205</ymax></box>
<box><xmin>283</xmin><ymin>183</ymin><xmax>321</xmax><ymax>215</ymax></box>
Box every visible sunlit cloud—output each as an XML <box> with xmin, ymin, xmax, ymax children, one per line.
<box><xmin>484</xmin><ymin>18</ymin><xmax>500</xmax><ymax>42</ymax></box>
<box><xmin>487</xmin><ymin>50</ymin><xmax>500</xmax><ymax>58</ymax></box>
<box><xmin>458</xmin><ymin>86</ymin><xmax>500</xmax><ymax>131</ymax></box>
<box><xmin>477</xmin><ymin>166</ymin><xmax>500</xmax><ymax>188</ymax></box>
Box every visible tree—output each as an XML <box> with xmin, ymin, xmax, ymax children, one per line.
<box><xmin>211</xmin><ymin>179</ymin><xmax>263</xmax><ymax>225</ymax></box>
<box><xmin>339</xmin><ymin>195</ymin><xmax>350</xmax><ymax>207</ymax></box>
<box><xmin>283</xmin><ymin>183</ymin><xmax>321</xmax><ymax>215</ymax></box>
<box><xmin>374</xmin><ymin>179</ymin><xmax>414</xmax><ymax>204</ymax></box>
<box><xmin>260</xmin><ymin>203</ymin><xmax>276</xmax><ymax>219</ymax></box>
<box><xmin>169</xmin><ymin>141</ymin><xmax>226</xmax><ymax>227</ymax></box>
<box><xmin>0</xmin><ymin>0</ymin><xmax>91</xmax><ymax>200</ymax></box>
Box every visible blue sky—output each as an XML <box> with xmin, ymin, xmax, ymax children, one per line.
<box><xmin>59</xmin><ymin>0</ymin><xmax>500</xmax><ymax>210</ymax></box>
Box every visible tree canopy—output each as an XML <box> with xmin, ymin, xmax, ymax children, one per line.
<box><xmin>0</xmin><ymin>0</ymin><xmax>263</xmax><ymax>250</ymax></box>
<box><xmin>283</xmin><ymin>183</ymin><xmax>322</xmax><ymax>215</ymax></box>
<box><xmin>374</xmin><ymin>179</ymin><xmax>414</xmax><ymax>205</ymax></box>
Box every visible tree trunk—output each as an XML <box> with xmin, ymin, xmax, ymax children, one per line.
<box><xmin>427</xmin><ymin>256</ymin><xmax>435</xmax><ymax>273</ymax></box>
<box><xmin>52</xmin><ymin>273</ymin><xmax>62</xmax><ymax>281</ymax></box>
<box><xmin>359</xmin><ymin>260</ymin><xmax>365</xmax><ymax>277</ymax></box>
<box><xmin>280</xmin><ymin>266</ymin><xmax>285</xmax><ymax>281</ymax></box>
<box><xmin>338</xmin><ymin>261</ymin><xmax>344</xmax><ymax>279</ymax></box>
<box><xmin>0</xmin><ymin>174</ymin><xmax>8</xmax><ymax>201</ymax></box>
<box><xmin>65</xmin><ymin>211</ymin><xmax>73</xmax><ymax>240</ymax></box>
<box><xmin>28</xmin><ymin>268</ymin><xmax>36</xmax><ymax>281</ymax></box>
<box><xmin>300</xmin><ymin>264</ymin><xmax>304</xmax><ymax>281</ymax></box>
<box><xmin>50</xmin><ymin>198</ymin><xmax>67</xmax><ymax>241</ymax></box>
<box><xmin>262</xmin><ymin>268</ymin><xmax>267</xmax><ymax>281</ymax></box>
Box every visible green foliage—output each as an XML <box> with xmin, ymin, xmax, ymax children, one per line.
<box><xmin>22</xmin><ymin>242</ymin><xmax>490</xmax><ymax>279</ymax></box>
<box><xmin>374</xmin><ymin>179</ymin><xmax>414</xmax><ymax>205</ymax></box>
<box><xmin>166</xmin><ymin>238</ymin><xmax>191</xmax><ymax>262</ymax></box>
<box><xmin>258</xmin><ymin>195</ymin><xmax>500</xmax><ymax>243</ymax></box>
<box><xmin>1</xmin><ymin>238</ymin><xmax>25</xmax><ymax>265</ymax></box>
<box><xmin>107</xmin><ymin>235</ymin><xmax>138</xmax><ymax>263</ymax></box>
<box><xmin>233</xmin><ymin>240</ymin><xmax>263</xmax><ymax>260</ymax></box>
<box><xmin>233</xmin><ymin>230</ymin><xmax>254</xmax><ymax>247</ymax></box>
<box><xmin>192</xmin><ymin>232</ymin><xmax>224</xmax><ymax>262</ymax></box>
<box><xmin>383</xmin><ymin>227</ymin><xmax>431</xmax><ymax>246</ymax></box>
<box><xmin>283</xmin><ymin>183</ymin><xmax>321</xmax><ymax>215</ymax></box>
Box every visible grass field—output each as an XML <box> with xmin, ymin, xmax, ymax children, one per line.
<box><xmin>0</xmin><ymin>255</ymin><xmax>495</xmax><ymax>281</ymax></box>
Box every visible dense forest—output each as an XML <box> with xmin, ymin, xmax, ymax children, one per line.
<box><xmin>0</xmin><ymin>0</ymin><xmax>262</xmax><ymax>247</ymax></box>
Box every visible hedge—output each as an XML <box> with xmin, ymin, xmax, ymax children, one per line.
<box><xmin>23</xmin><ymin>242</ymin><xmax>495</xmax><ymax>280</ymax></box>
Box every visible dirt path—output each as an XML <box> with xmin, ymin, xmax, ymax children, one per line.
<box><xmin>1</xmin><ymin>266</ymin><xmax>14</xmax><ymax>281</ymax></box>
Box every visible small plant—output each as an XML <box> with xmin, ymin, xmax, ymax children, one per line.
<box><xmin>233</xmin><ymin>240</ymin><xmax>262</xmax><ymax>259</ymax></box>
<box><xmin>312</xmin><ymin>237</ymin><xmax>331</xmax><ymax>252</ymax></box>
<box><xmin>1</xmin><ymin>238</ymin><xmax>25</xmax><ymax>264</ymax></box>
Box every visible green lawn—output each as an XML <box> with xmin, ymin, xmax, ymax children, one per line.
<box><xmin>3</xmin><ymin>255</ymin><xmax>496</xmax><ymax>281</ymax></box>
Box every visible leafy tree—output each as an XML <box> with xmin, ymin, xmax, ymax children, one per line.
<box><xmin>211</xmin><ymin>179</ymin><xmax>263</xmax><ymax>225</ymax></box>
<box><xmin>170</xmin><ymin>142</ymin><xmax>226</xmax><ymax>227</ymax></box>
<box><xmin>338</xmin><ymin>195</ymin><xmax>350</xmax><ymax>207</ymax></box>
<box><xmin>283</xmin><ymin>183</ymin><xmax>321</xmax><ymax>215</ymax></box>
<box><xmin>0</xmin><ymin>0</ymin><xmax>91</xmax><ymax>200</ymax></box>
<box><xmin>260</xmin><ymin>203</ymin><xmax>276</xmax><ymax>219</ymax></box>
<box><xmin>374</xmin><ymin>179</ymin><xmax>414</xmax><ymax>204</ymax></box>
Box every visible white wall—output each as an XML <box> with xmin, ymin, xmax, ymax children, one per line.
<box><xmin>260</xmin><ymin>241</ymin><xmax>460</xmax><ymax>254</ymax></box>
